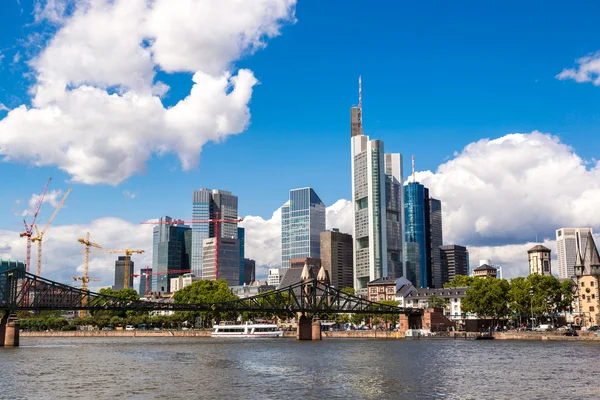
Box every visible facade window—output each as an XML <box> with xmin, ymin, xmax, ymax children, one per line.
<box><xmin>387</xmin><ymin>287</ymin><xmax>394</xmax><ymax>293</ymax></box>
<box><xmin>370</xmin><ymin>287</ymin><xmax>376</xmax><ymax>294</ymax></box>
<box><xmin>591</xmin><ymin>307</ymin><xmax>595</xmax><ymax>312</ymax></box>
<box><xmin>592</xmin><ymin>281</ymin><xmax>595</xmax><ymax>287</ymax></box>
<box><xmin>593</xmin><ymin>294</ymin><xmax>596</xmax><ymax>299</ymax></box>
<box><xmin>581</xmin><ymin>282</ymin><xmax>585</xmax><ymax>287</ymax></box>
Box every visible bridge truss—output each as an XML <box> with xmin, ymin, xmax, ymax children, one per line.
<box><xmin>0</xmin><ymin>268</ymin><xmax>422</xmax><ymax>316</ymax></box>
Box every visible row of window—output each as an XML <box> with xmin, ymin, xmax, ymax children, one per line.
<box><xmin>581</xmin><ymin>281</ymin><xmax>595</xmax><ymax>287</ymax></box>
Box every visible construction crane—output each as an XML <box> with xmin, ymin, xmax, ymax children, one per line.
<box><xmin>93</xmin><ymin>248</ymin><xmax>145</xmax><ymax>290</ymax></box>
<box><xmin>132</xmin><ymin>268</ymin><xmax>191</xmax><ymax>296</ymax></box>
<box><xmin>20</xmin><ymin>178</ymin><xmax>51</xmax><ymax>273</ymax></box>
<box><xmin>76</xmin><ymin>232</ymin><xmax>102</xmax><ymax>317</ymax></box>
<box><xmin>31</xmin><ymin>188</ymin><xmax>72</xmax><ymax>276</ymax></box>
<box><xmin>140</xmin><ymin>213</ymin><xmax>243</xmax><ymax>280</ymax></box>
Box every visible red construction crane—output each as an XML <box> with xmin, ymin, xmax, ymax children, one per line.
<box><xmin>20</xmin><ymin>178</ymin><xmax>51</xmax><ymax>273</ymax></box>
<box><xmin>132</xmin><ymin>268</ymin><xmax>191</xmax><ymax>296</ymax></box>
<box><xmin>140</xmin><ymin>213</ymin><xmax>242</xmax><ymax>280</ymax></box>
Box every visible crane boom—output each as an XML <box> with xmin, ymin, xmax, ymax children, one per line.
<box><xmin>20</xmin><ymin>178</ymin><xmax>51</xmax><ymax>273</ymax></box>
<box><xmin>77</xmin><ymin>232</ymin><xmax>102</xmax><ymax>318</ymax></box>
<box><xmin>93</xmin><ymin>248</ymin><xmax>145</xmax><ymax>290</ymax></box>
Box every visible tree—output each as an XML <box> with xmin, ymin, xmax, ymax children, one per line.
<box><xmin>508</xmin><ymin>276</ymin><xmax>530</xmax><ymax>325</ymax></box>
<box><xmin>427</xmin><ymin>294</ymin><xmax>447</xmax><ymax>309</ymax></box>
<box><xmin>173</xmin><ymin>279</ymin><xmax>237</xmax><ymax>327</ymax></box>
<box><xmin>444</xmin><ymin>275</ymin><xmax>475</xmax><ymax>288</ymax></box>
<box><xmin>97</xmin><ymin>287</ymin><xmax>142</xmax><ymax>318</ymax></box>
<box><xmin>378</xmin><ymin>300</ymin><xmax>400</xmax><ymax>327</ymax></box>
<box><xmin>461</xmin><ymin>277</ymin><xmax>509</xmax><ymax>324</ymax></box>
<box><xmin>341</xmin><ymin>287</ymin><xmax>356</xmax><ymax>296</ymax></box>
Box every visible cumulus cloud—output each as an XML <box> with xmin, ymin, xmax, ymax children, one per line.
<box><xmin>0</xmin><ymin>103</ymin><xmax>8</xmax><ymax>112</ymax></box>
<box><xmin>0</xmin><ymin>0</ymin><xmax>296</xmax><ymax>184</ymax></box>
<box><xmin>21</xmin><ymin>189</ymin><xmax>64</xmax><ymax>217</ymax></box>
<box><xmin>556</xmin><ymin>51</ymin><xmax>600</xmax><ymax>85</ymax></box>
<box><xmin>0</xmin><ymin>218</ymin><xmax>153</xmax><ymax>292</ymax></box>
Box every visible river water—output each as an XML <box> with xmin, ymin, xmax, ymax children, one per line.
<box><xmin>1</xmin><ymin>337</ymin><xmax>599</xmax><ymax>399</ymax></box>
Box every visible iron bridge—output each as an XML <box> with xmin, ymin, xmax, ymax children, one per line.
<box><xmin>0</xmin><ymin>268</ymin><xmax>423</xmax><ymax>316</ymax></box>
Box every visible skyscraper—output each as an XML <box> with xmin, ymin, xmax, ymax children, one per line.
<box><xmin>238</xmin><ymin>227</ymin><xmax>245</xmax><ymax>285</ymax></box>
<box><xmin>139</xmin><ymin>266</ymin><xmax>152</xmax><ymax>297</ymax></box>
<box><xmin>404</xmin><ymin>242</ymin><xmax>420</xmax><ymax>287</ymax></box>
<box><xmin>243</xmin><ymin>258</ymin><xmax>256</xmax><ymax>285</ymax></box>
<box><xmin>280</xmin><ymin>187</ymin><xmax>326</xmax><ymax>269</ymax></box>
<box><xmin>114</xmin><ymin>256</ymin><xmax>134</xmax><ymax>290</ymax></box>
<box><xmin>350</xmin><ymin>82</ymin><xmax>405</xmax><ymax>296</ymax></box>
<box><xmin>191</xmin><ymin>189</ymin><xmax>239</xmax><ymax>277</ymax></box>
<box><xmin>440</xmin><ymin>245</ymin><xmax>469</xmax><ymax>284</ymax></box>
<box><xmin>557</xmin><ymin>228</ymin><xmax>593</xmax><ymax>279</ymax></box>
<box><xmin>429</xmin><ymin>198</ymin><xmax>443</xmax><ymax>288</ymax></box>
<box><xmin>152</xmin><ymin>217</ymin><xmax>192</xmax><ymax>294</ymax></box>
<box><xmin>201</xmin><ymin>237</ymin><xmax>240</xmax><ymax>286</ymax></box>
<box><xmin>320</xmin><ymin>229</ymin><xmax>354</xmax><ymax>289</ymax></box>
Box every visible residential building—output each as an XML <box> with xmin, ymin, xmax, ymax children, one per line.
<box><xmin>243</xmin><ymin>258</ymin><xmax>256</xmax><ymax>285</ymax></box>
<box><xmin>429</xmin><ymin>198</ymin><xmax>443</xmax><ymax>288</ymax></box>
<box><xmin>152</xmin><ymin>217</ymin><xmax>192</xmax><ymax>294</ymax></box>
<box><xmin>440</xmin><ymin>245</ymin><xmax>469</xmax><ymax>284</ymax></box>
<box><xmin>320</xmin><ymin>229</ymin><xmax>353</xmax><ymax>289</ymax></box>
<box><xmin>557</xmin><ymin>228</ymin><xmax>593</xmax><ymax>279</ymax></box>
<box><xmin>472</xmin><ymin>264</ymin><xmax>497</xmax><ymax>278</ymax></box>
<box><xmin>280</xmin><ymin>187</ymin><xmax>326</xmax><ymax>269</ymax></box>
<box><xmin>238</xmin><ymin>227</ymin><xmax>245</xmax><ymax>285</ymax></box>
<box><xmin>170</xmin><ymin>273</ymin><xmax>201</xmax><ymax>292</ymax></box>
<box><xmin>191</xmin><ymin>189</ymin><xmax>239</xmax><ymax>277</ymax></box>
<box><xmin>114</xmin><ymin>256</ymin><xmax>134</xmax><ymax>290</ymax></box>
<box><xmin>139</xmin><ymin>267</ymin><xmax>152</xmax><ymax>297</ymax></box>
<box><xmin>366</xmin><ymin>277</ymin><xmax>398</xmax><ymax>302</ymax></box>
<box><xmin>351</xmin><ymin>99</ymin><xmax>405</xmax><ymax>296</ymax></box>
<box><xmin>404</xmin><ymin>242</ymin><xmax>420</xmax><ymax>288</ymax></box>
<box><xmin>528</xmin><ymin>245</ymin><xmax>552</xmax><ymax>276</ymax></box>
<box><xmin>574</xmin><ymin>231</ymin><xmax>600</xmax><ymax>326</ymax></box>
<box><xmin>201</xmin><ymin>237</ymin><xmax>240</xmax><ymax>286</ymax></box>
<box><xmin>268</xmin><ymin>268</ymin><xmax>282</xmax><ymax>287</ymax></box>
<box><xmin>399</xmin><ymin>286</ymin><xmax>469</xmax><ymax>326</ymax></box>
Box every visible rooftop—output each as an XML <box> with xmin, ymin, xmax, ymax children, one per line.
<box><xmin>528</xmin><ymin>244</ymin><xmax>551</xmax><ymax>253</ymax></box>
<box><xmin>473</xmin><ymin>264</ymin><xmax>497</xmax><ymax>271</ymax></box>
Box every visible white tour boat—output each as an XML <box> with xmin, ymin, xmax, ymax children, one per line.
<box><xmin>211</xmin><ymin>321</ymin><xmax>284</xmax><ymax>338</ymax></box>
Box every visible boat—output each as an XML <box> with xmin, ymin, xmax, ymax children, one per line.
<box><xmin>474</xmin><ymin>332</ymin><xmax>495</xmax><ymax>340</ymax></box>
<box><xmin>211</xmin><ymin>321</ymin><xmax>283</xmax><ymax>338</ymax></box>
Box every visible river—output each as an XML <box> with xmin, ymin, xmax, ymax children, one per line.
<box><xmin>1</xmin><ymin>337</ymin><xmax>599</xmax><ymax>399</ymax></box>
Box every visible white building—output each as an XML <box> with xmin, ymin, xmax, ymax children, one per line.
<box><xmin>350</xmin><ymin>91</ymin><xmax>404</xmax><ymax>296</ymax></box>
<box><xmin>398</xmin><ymin>286</ymin><xmax>468</xmax><ymax>323</ymax></box>
<box><xmin>170</xmin><ymin>274</ymin><xmax>201</xmax><ymax>292</ymax></box>
<box><xmin>557</xmin><ymin>228</ymin><xmax>593</xmax><ymax>279</ymax></box>
<box><xmin>528</xmin><ymin>245</ymin><xmax>552</xmax><ymax>275</ymax></box>
<box><xmin>268</xmin><ymin>268</ymin><xmax>282</xmax><ymax>287</ymax></box>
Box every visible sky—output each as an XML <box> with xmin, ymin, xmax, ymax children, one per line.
<box><xmin>1</xmin><ymin>0</ymin><xmax>600</xmax><ymax>289</ymax></box>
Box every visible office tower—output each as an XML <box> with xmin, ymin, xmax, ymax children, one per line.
<box><xmin>114</xmin><ymin>256</ymin><xmax>134</xmax><ymax>290</ymax></box>
<box><xmin>320</xmin><ymin>229</ymin><xmax>354</xmax><ymax>289</ymax></box>
<box><xmin>440</xmin><ymin>245</ymin><xmax>469</xmax><ymax>285</ymax></box>
<box><xmin>201</xmin><ymin>237</ymin><xmax>240</xmax><ymax>286</ymax></box>
<box><xmin>557</xmin><ymin>228</ymin><xmax>593</xmax><ymax>279</ymax></box>
<box><xmin>152</xmin><ymin>217</ymin><xmax>192</xmax><ymax>294</ymax></box>
<box><xmin>280</xmin><ymin>187</ymin><xmax>326</xmax><ymax>269</ymax></box>
<box><xmin>404</xmin><ymin>182</ymin><xmax>428</xmax><ymax>287</ymax></box>
<box><xmin>350</xmin><ymin>81</ymin><xmax>405</xmax><ymax>296</ymax></box>
<box><xmin>404</xmin><ymin>242</ymin><xmax>420</xmax><ymax>287</ymax></box>
<box><xmin>238</xmin><ymin>227</ymin><xmax>245</xmax><ymax>285</ymax></box>
<box><xmin>385</xmin><ymin>154</ymin><xmax>405</xmax><ymax>280</ymax></box>
<box><xmin>528</xmin><ymin>245</ymin><xmax>552</xmax><ymax>276</ymax></box>
<box><xmin>243</xmin><ymin>258</ymin><xmax>256</xmax><ymax>285</ymax></box>
<box><xmin>429</xmin><ymin>198</ymin><xmax>443</xmax><ymax>288</ymax></box>
<box><xmin>139</xmin><ymin>266</ymin><xmax>152</xmax><ymax>296</ymax></box>
<box><xmin>191</xmin><ymin>189</ymin><xmax>239</xmax><ymax>277</ymax></box>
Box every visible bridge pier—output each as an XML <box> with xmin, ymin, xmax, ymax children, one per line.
<box><xmin>296</xmin><ymin>314</ymin><xmax>322</xmax><ymax>340</ymax></box>
<box><xmin>0</xmin><ymin>313</ymin><xmax>19</xmax><ymax>347</ymax></box>
<box><xmin>311</xmin><ymin>320</ymin><xmax>322</xmax><ymax>340</ymax></box>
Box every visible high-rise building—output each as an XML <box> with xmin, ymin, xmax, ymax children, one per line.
<box><xmin>243</xmin><ymin>258</ymin><xmax>256</xmax><ymax>285</ymax></box>
<box><xmin>139</xmin><ymin>267</ymin><xmax>152</xmax><ymax>297</ymax></box>
<box><xmin>350</xmin><ymin>89</ymin><xmax>405</xmax><ymax>296</ymax></box>
<box><xmin>429</xmin><ymin>198</ymin><xmax>443</xmax><ymax>288</ymax></box>
<box><xmin>280</xmin><ymin>187</ymin><xmax>326</xmax><ymax>269</ymax></box>
<box><xmin>191</xmin><ymin>189</ymin><xmax>239</xmax><ymax>277</ymax></box>
<box><xmin>238</xmin><ymin>227</ymin><xmax>245</xmax><ymax>285</ymax></box>
<box><xmin>152</xmin><ymin>217</ymin><xmax>192</xmax><ymax>294</ymax></box>
<box><xmin>404</xmin><ymin>242</ymin><xmax>420</xmax><ymax>288</ymax></box>
<box><xmin>440</xmin><ymin>245</ymin><xmax>469</xmax><ymax>285</ymax></box>
<box><xmin>114</xmin><ymin>256</ymin><xmax>134</xmax><ymax>290</ymax></box>
<box><xmin>528</xmin><ymin>245</ymin><xmax>552</xmax><ymax>276</ymax></box>
<box><xmin>320</xmin><ymin>229</ymin><xmax>354</xmax><ymax>289</ymax></box>
<box><xmin>201</xmin><ymin>237</ymin><xmax>240</xmax><ymax>286</ymax></box>
<box><xmin>557</xmin><ymin>228</ymin><xmax>593</xmax><ymax>279</ymax></box>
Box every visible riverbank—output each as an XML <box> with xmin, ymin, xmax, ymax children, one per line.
<box><xmin>20</xmin><ymin>330</ymin><xmax>600</xmax><ymax>341</ymax></box>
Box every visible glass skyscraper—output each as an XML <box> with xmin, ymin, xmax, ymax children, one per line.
<box><xmin>238</xmin><ymin>227</ymin><xmax>245</xmax><ymax>285</ymax></box>
<box><xmin>191</xmin><ymin>189</ymin><xmax>238</xmax><ymax>277</ymax></box>
<box><xmin>152</xmin><ymin>216</ymin><xmax>192</xmax><ymax>294</ymax></box>
<box><xmin>404</xmin><ymin>182</ymin><xmax>429</xmax><ymax>288</ymax></box>
<box><xmin>280</xmin><ymin>187</ymin><xmax>326</xmax><ymax>269</ymax></box>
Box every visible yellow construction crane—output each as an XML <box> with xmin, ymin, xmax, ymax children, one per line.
<box><xmin>31</xmin><ymin>188</ymin><xmax>72</xmax><ymax>276</ymax></box>
<box><xmin>76</xmin><ymin>232</ymin><xmax>102</xmax><ymax>317</ymax></box>
<box><xmin>92</xmin><ymin>248</ymin><xmax>145</xmax><ymax>290</ymax></box>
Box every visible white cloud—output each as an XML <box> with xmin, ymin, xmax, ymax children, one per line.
<box><xmin>21</xmin><ymin>189</ymin><xmax>64</xmax><ymax>217</ymax></box>
<box><xmin>0</xmin><ymin>0</ymin><xmax>296</xmax><ymax>185</ymax></box>
<box><xmin>556</xmin><ymin>51</ymin><xmax>600</xmax><ymax>85</ymax></box>
<box><xmin>0</xmin><ymin>218</ymin><xmax>153</xmax><ymax>292</ymax></box>
<box><xmin>122</xmin><ymin>190</ymin><xmax>137</xmax><ymax>200</ymax></box>
<box><xmin>0</xmin><ymin>103</ymin><xmax>8</xmax><ymax>112</ymax></box>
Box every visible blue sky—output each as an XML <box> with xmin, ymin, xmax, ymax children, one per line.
<box><xmin>1</xmin><ymin>0</ymin><xmax>600</xmax><ymax>282</ymax></box>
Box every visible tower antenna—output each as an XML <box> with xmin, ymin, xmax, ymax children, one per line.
<box><xmin>358</xmin><ymin>76</ymin><xmax>362</xmax><ymax>128</ymax></box>
<box><xmin>412</xmin><ymin>155</ymin><xmax>415</xmax><ymax>183</ymax></box>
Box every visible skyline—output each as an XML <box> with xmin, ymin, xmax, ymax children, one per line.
<box><xmin>1</xmin><ymin>1</ymin><xmax>600</xmax><ymax>289</ymax></box>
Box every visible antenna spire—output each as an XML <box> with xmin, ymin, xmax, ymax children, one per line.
<box><xmin>358</xmin><ymin>76</ymin><xmax>362</xmax><ymax>127</ymax></box>
<box><xmin>412</xmin><ymin>155</ymin><xmax>415</xmax><ymax>183</ymax></box>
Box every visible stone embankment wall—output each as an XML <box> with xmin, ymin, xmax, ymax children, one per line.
<box><xmin>21</xmin><ymin>330</ymin><xmax>213</xmax><ymax>338</ymax></box>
